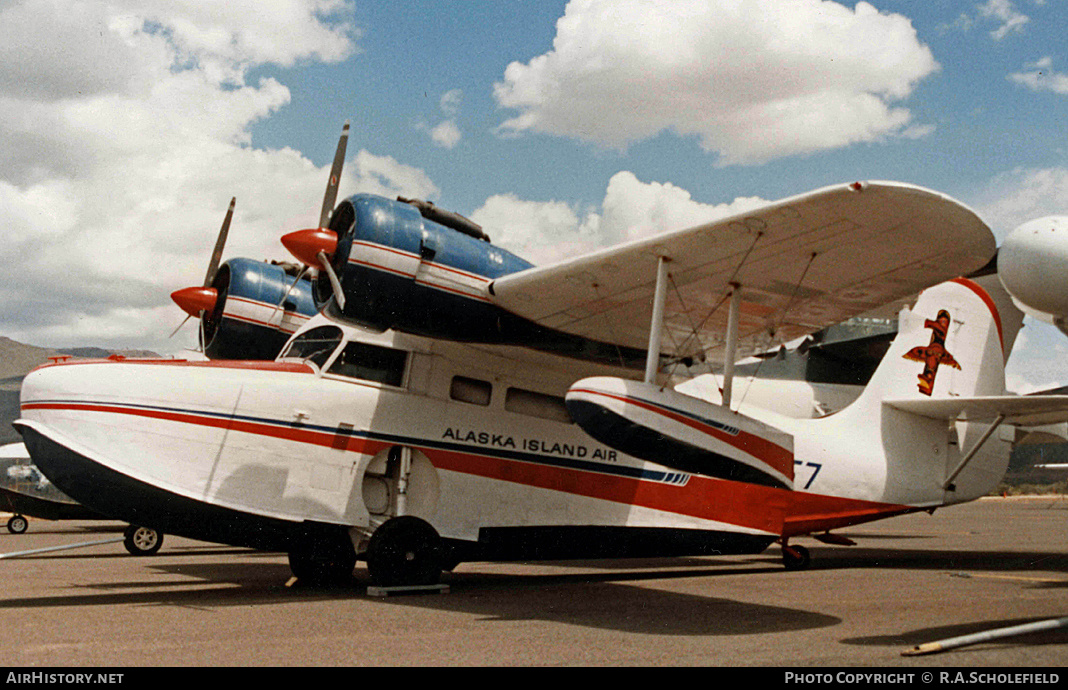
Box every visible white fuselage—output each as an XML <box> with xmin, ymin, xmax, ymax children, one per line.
<box><xmin>19</xmin><ymin>275</ymin><xmax>1016</xmax><ymax>560</ymax></box>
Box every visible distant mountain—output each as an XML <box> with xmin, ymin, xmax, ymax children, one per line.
<box><xmin>58</xmin><ymin>347</ymin><xmax>162</xmax><ymax>360</ymax></box>
<box><xmin>0</xmin><ymin>337</ymin><xmax>161</xmax><ymax>381</ymax></box>
<box><xmin>0</xmin><ymin>337</ymin><xmax>64</xmax><ymax>382</ymax></box>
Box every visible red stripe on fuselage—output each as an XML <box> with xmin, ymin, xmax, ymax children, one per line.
<box><xmin>30</xmin><ymin>359</ymin><xmax>315</xmax><ymax>374</ymax></box>
<box><xmin>21</xmin><ymin>400</ymin><xmax>911</xmax><ymax>537</ymax></box>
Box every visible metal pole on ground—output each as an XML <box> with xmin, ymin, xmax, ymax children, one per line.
<box><xmin>902</xmin><ymin>616</ymin><xmax>1068</xmax><ymax>656</ymax></box>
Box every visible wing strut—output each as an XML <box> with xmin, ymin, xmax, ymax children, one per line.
<box><xmin>644</xmin><ymin>257</ymin><xmax>670</xmax><ymax>384</ymax></box>
<box><xmin>722</xmin><ymin>284</ymin><xmax>742</xmax><ymax>408</ymax></box>
<box><xmin>942</xmin><ymin>413</ymin><xmax>1006</xmax><ymax>491</ymax></box>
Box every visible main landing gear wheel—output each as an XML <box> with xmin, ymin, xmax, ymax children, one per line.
<box><xmin>365</xmin><ymin>516</ymin><xmax>443</xmax><ymax>587</ymax></box>
<box><xmin>287</xmin><ymin>530</ymin><xmax>357</xmax><ymax>586</ymax></box>
<box><xmin>123</xmin><ymin>525</ymin><xmax>163</xmax><ymax>556</ymax></box>
<box><xmin>782</xmin><ymin>544</ymin><xmax>811</xmax><ymax>571</ymax></box>
<box><xmin>7</xmin><ymin>515</ymin><xmax>28</xmax><ymax>534</ymax></box>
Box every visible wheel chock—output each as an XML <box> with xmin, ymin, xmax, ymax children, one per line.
<box><xmin>367</xmin><ymin>583</ymin><xmax>450</xmax><ymax>597</ymax></box>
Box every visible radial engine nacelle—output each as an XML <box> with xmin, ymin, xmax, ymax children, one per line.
<box><xmin>998</xmin><ymin>216</ymin><xmax>1068</xmax><ymax>334</ymax></box>
<box><xmin>284</xmin><ymin>194</ymin><xmax>532</xmax><ymax>339</ymax></box>
<box><xmin>171</xmin><ymin>257</ymin><xmax>316</xmax><ymax>360</ymax></box>
<box><xmin>281</xmin><ymin>193</ymin><xmax>648</xmax><ymax>367</ymax></box>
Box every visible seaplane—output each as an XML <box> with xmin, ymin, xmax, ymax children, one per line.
<box><xmin>16</xmin><ymin>123</ymin><xmax>1068</xmax><ymax>588</ymax></box>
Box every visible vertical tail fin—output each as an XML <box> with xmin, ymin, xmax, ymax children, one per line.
<box><xmin>817</xmin><ymin>276</ymin><xmax>1024</xmax><ymax>505</ymax></box>
<box><xmin>856</xmin><ymin>276</ymin><xmax>1021</xmax><ymax>409</ymax></box>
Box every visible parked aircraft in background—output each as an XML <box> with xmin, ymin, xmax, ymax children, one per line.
<box><xmin>999</xmin><ymin>216</ymin><xmax>1068</xmax><ymax>335</ymax></box>
<box><xmin>17</xmin><ymin>124</ymin><xmax>1068</xmax><ymax>588</ymax></box>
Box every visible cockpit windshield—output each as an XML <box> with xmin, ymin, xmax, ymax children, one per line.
<box><xmin>281</xmin><ymin>325</ymin><xmax>344</xmax><ymax>368</ymax></box>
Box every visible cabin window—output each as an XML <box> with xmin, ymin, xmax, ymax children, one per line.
<box><xmin>505</xmin><ymin>387</ymin><xmax>572</xmax><ymax>423</ymax></box>
<box><xmin>327</xmin><ymin>341</ymin><xmax>408</xmax><ymax>387</ymax></box>
<box><xmin>450</xmin><ymin>376</ymin><xmax>492</xmax><ymax>406</ymax></box>
<box><xmin>282</xmin><ymin>326</ymin><xmax>344</xmax><ymax>368</ymax></box>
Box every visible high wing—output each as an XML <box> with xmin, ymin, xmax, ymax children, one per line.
<box><xmin>887</xmin><ymin>395</ymin><xmax>1068</xmax><ymax>426</ymax></box>
<box><xmin>488</xmin><ymin>181</ymin><xmax>995</xmax><ymax>365</ymax></box>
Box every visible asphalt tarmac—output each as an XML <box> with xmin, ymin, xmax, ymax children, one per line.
<box><xmin>0</xmin><ymin>497</ymin><xmax>1065</xmax><ymax>668</ymax></box>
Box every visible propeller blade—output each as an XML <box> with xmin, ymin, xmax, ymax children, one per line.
<box><xmin>205</xmin><ymin>197</ymin><xmax>236</xmax><ymax>287</ymax></box>
<box><xmin>318</xmin><ymin>250</ymin><xmax>346</xmax><ymax>311</ymax></box>
<box><xmin>318</xmin><ymin>121</ymin><xmax>350</xmax><ymax>229</ymax></box>
<box><xmin>169</xmin><ymin>314</ymin><xmax>192</xmax><ymax>339</ymax></box>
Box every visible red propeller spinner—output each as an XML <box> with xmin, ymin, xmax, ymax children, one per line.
<box><xmin>280</xmin><ymin>228</ymin><xmax>338</xmax><ymax>268</ymax></box>
<box><xmin>171</xmin><ymin>286</ymin><xmax>218</xmax><ymax>318</ymax></box>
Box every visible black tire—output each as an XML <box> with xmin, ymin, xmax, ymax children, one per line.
<box><xmin>365</xmin><ymin>516</ymin><xmax>443</xmax><ymax>587</ymax></box>
<box><xmin>123</xmin><ymin>525</ymin><xmax>163</xmax><ymax>556</ymax></box>
<box><xmin>782</xmin><ymin>544</ymin><xmax>811</xmax><ymax>571</ymax></box>
<box><xmin>7</xmin><ymin>515</ymin><xmax>28</xmax><ymax>534</ymax></box>
<box><xmin>287</xmin><ymin>529</ymin><xmax>357</xmax><ymax>586</ymax></box>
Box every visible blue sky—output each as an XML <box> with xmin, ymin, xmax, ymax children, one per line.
<box><xmin>247</xmin><ymin>1</ymin><xmax>1068</xmax><ymax>215</ymax></box>
<box><xmin>1</xmin><ymin>0</ymin><xmax>1066</xmax><ymax>391</ymax></box>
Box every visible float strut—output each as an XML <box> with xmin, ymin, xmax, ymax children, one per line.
<box><xmin>721</xmin><ymin>284</ymin><xmax>742</xmax><ymax>408</ymax></box>
<box><xmin>644</xmin><ymin>256</ymin><xmax>670</xmax><ymax>384</ymax></box>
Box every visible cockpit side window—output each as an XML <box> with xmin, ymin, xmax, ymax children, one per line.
<box><xmin>282</xmin><ymin>326</ymin><xmax>344</xmax><ymax>368</ymax></box>
<box><xmin>327</xmin><ymin>341</ymin><xmax>408</xmax><ymax>387</ymax></box>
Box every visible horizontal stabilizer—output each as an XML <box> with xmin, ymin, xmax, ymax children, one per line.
<box><xmin>885</xmin><ymin>395</ymin><xmax>1068</xmax><ymax>426</ymax></box>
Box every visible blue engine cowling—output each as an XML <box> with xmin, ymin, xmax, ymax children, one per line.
<box><xmin>315</xmin><ymin>194</ymin><xmax>646</xmax><ymax>367</ymax></box>
<box><xmin>202</xmin><ymin>257</ymin><xmax>317</xmax><ymax>360</ymax></box>
<box><xmin>317</xmin><ymin>194</ymin><xmax>530</xmax><ymax>335</ymax></box>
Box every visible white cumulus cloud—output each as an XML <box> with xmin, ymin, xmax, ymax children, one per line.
<box><xmin>493</xmin><ymin>0</ymin><xmax>938</xmax><ymax>165</ymax></box>
<box><xmin>472</xmin><ymin>171</ymin><xmax>768</xmax><ymax>265</ymax></box>
<box><xmin>975</xmin><ymin>166</ymin><xmax>1068</xmax><ymax>241</ymax></box>
<box><xmin>0</xmin><ymin>0</ymin><xmax>439</xmax><ymax>354</ymax></box>
<box><xmin>1009</xmin><ymin>57</ymin><xmax>1068</xmax><ymax>95</ymax></box>
<box><xmin>978</xmin><ymin>0</ymin><xmax>1030</xmax><ymax>40</ymax></box>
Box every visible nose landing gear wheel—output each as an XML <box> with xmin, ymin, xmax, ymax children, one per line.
<box><xmin>123</xmin><ymin>525</ymin><xmax>163</xmax><ymax>556</ymax></box>
<box><xmin>782</xmin><ymin>544</ymin><xmax>811</xmax><ymax>571</ymax></box>
<box><xmin>7</xmin><ymin>515</ymin><xmax>28</xmax><ymax>534</ymax></box>
<box><xmin>365</xmin><ymin>516</ymin><xmax>443</xmax><ymax>587</ymax></box>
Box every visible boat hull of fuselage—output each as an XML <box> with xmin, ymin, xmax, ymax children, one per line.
<box><xmin>17</xmin><ymin>422</ymin><xmax>776</xmax><ymax>559</ymax></box>
<box><xmin>19</xmin><ymin>424</ymin><xmax>298</xmax><ymax>549</ymax></box>
<box><xmin>17</xmin><ymin>358</ymin><xmax>790</xmax><ymax>560</ymax></box>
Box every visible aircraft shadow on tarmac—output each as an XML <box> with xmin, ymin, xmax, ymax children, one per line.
<box><xmin>0</xmin><ymin>552</ymin><xmax>842</xmax><ymax>636</ymax></box>
<box><xmin>2</xmin><ymin>544</ymin><xmax>1064</xmax><ymax>637</ymax></box>
<box><xmin>802</xmin><ymin>545</ymin><xmax>1068</xmax><ymax>579</ymax></box>
<box><xmin>378</xmin><ymin>569</ymin><xmax>841</xmax><ymax>637</ymax></box>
